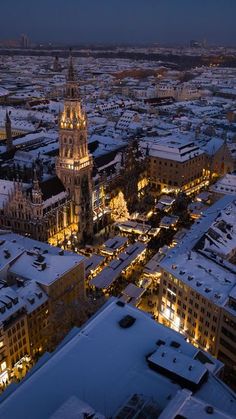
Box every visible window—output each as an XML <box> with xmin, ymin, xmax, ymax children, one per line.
<box><xmin>220</xmin><ymin>338</ymin><xmax>235</xmax><ymax>353</ymax></box>
<box><xmin>221</xmin><ymin>327</ymin><xmax>236</xmax><ymax>343</ymax></box>
<box><xmin>1</xmin><ymin>361</ymin><xmax>6</xmax><ymax>372</ymax></box>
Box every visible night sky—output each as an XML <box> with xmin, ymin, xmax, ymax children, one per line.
<box><xmin>0</xmin><ymin>0</ymin><xmax>235</xmax><ymax>46</ymax></box>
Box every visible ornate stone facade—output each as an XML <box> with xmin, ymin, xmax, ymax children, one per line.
<box><xmin>0</xmin><ymin>176</ymin><xmax>74</xmax><ymax>242</ymax></box>
<box><xmin>56</xmin><ymin>56</ymin><xmax>93</xmax><ymax>242</ymax></box>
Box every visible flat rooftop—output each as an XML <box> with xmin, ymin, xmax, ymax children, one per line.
<box><xmin>0</xmin><ymin>299</ymin><xmax>235</xmax><ymax>419</ymax></box>
<box><xmin>9</xmin><ymin>251</ymin><xmax>84</xmax><ymax>286</ymax></box>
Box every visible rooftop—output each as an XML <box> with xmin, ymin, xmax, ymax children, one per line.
<box><xmin>9</xmin><ymin>251</ymin><xmax>84</xmax><ymax>286</ymax></box>
<box><xmin>0</xmin><ymin>299</ymin><xmax>235</xmax><ymax>419</ymax></box>
<box><xmin>160</xmin><ymin>196</ymin><xmax>236</xmax><ymax>307</ymax></box>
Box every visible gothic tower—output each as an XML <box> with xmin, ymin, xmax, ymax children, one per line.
<box><xmin>5</xmin><ymin>110</ymin><xmax>13</xmax><ymax>152</ymax></box>
<box><xmin>56</xmin><ymin>55</ymin><xmax>93</xmax><ymax>242</ymax></box>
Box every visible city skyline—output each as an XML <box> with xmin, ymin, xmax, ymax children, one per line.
<box><xmin>0</xmin><ymin>0</ymin><xmax>235</xmax><ymax>46</ymax></box>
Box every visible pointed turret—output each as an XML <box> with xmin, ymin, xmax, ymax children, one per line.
<box><xmin>32</xmin><ymin>169</ymin><xmax>42</xmax><ymax>205</ymax></box>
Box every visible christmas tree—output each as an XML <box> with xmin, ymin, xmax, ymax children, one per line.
<box><xmin>110</xmin><ymin>190</ymin><xmax>129</xmax><ymax>221</ymax></box>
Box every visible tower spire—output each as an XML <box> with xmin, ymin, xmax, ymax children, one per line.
<box><xmin>67</xmin><ymin>50</ymin><xmax>75</xmax><ymax>82</ymax></box>
<box><xmin>65</xmin><ymin>50</ymin><xmax>79</xmax><ymax>100</ymax></box>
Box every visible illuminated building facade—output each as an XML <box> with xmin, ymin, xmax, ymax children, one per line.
<box><xmin>158</xmin><ymin>197</ymin><xmax>236</xmax><ymax>369</ymax></box>
<box><xmin>56</xmin><ymin>56</ymin><xmax>93</xmax><ymax>242</ymax></box>
<box><xmin>148</xmin><ymin>141</ymin><xmax>207</xmax><ymax>194</ymax></box>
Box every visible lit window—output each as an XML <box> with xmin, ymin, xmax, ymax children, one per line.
<box><xmin>1</xmin><ymin>361</ymin><xmax>6</xmax><ymax>371</ymax></box>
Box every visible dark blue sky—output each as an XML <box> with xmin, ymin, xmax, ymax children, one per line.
<box><xmin>0</xmin><ymin>0</ymin><xmax>235</xmax><ymax>45</ymax></box>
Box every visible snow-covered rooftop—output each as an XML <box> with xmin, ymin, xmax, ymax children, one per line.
<box><xmin>160</xmin><ymin>196</ymin><xmax>236</xmax><ymax>307</ymax></box>
<box><xmin>9</xmin><ymin>251</ymin><xmax>84</xmax><ymax>286</ymax></box>
<box><xmin>0</xmin><ymin>298</ymin><xmax>234</xmax><ymax>419</ymax></box>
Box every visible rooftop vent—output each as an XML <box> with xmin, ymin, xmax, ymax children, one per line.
<box><xmin>119</xmin><ymin>315</ymin><xmax>136</xmax><ymax>329</ymax></box>
<box><xmin>38</xmin><ymin>263</ymin><xmax>47</xmax><ymax>271</ymax></box>
<box><xmin>196</xmin><ymin>281</ymin><xmax>202</xmax><ymax>287</ymax></box>
<box><xmin>37</xmin><ymin>255</ymin><xmax>45</xmax><ymax>263</ymax></box>
<box><xmin>28</xmin><ymin>297</ymin><xmax>35</xmax><ymax>305</ymax></box>
<box><xmin>59</xmin><ymin>250</ymin><xmax>64</xmax><ymax>256</ymax></box>
<box><xmin>4</xmin><ymin>250</ymin><xmax>11</xmax><ymax>259</ymax></box>
<box><xmin>170</xmin><ymin>341</ymin><xmax>181</xmax><ymax>348</ymax></box>
<box><xmin>156</xmin><ymin>339</ymin><xmax>165</xmax><ymax>346</ymax></box>
<box><xmin>116</xmin><ymin>300</ymin><xmax>125</xmax><ymax>307</ymax></box>
<box><xmin>205</xmin><ymin>406</ymin><xmax>214</xmax><ymax>415</ymax></box>
<box><xmin>205</xmin><ymin>288</ymin><xmax>211</xmax><ymax>293</ymax></box>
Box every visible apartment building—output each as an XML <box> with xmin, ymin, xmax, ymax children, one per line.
<box><xmin>0</xmin><ymin>298</ymin><xmax>235</xmax><ymax>419</ymax></box>
<box><xmin>158</xmin><ymin>196</ymin><xmax>236</xmax><ymax>369</ymax></box>
<box><xmin>0</xmin><ymin>288</ymin><xmax>30</xmax><ymax>385</ymax></box>
<box><xmin>0</xmin><ymin>232</ymin><xmax>85</xmax><ymax>384</ymax></box>
<box><xmin>147</xmin><ymin>136</ymin><xmax>207</xmax><ymax>193</ymax></box>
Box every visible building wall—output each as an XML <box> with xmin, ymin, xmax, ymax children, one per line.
<box><xmin>0</xmin><ymin>186</ymin><xmax>74</xmax><ymax>242</ymax></box>
<box><xmin>158</xmin><ymin>269</ymin><xmax>221</xmax><ymax>356</ymax></box>
<box><xmin>158</xmin><ymin>268</ymin><xmax>236</xmax><ymax>369</ymax></box>
<box><xmin>217</xmin><ymin>308</ymin><xmax>236</xmax><ymax>367</ymax></box>
<box><xmin>5</xmin><ymin>311</ymin><xmax>30</xmax><ymax>371</ymax></box>
<box><xmin>148</xmin><ymin>153</ymin><xmax>207</xmax><ymax>192</ymax></box>
<box><xmin>27</xmin><ymin>301</ymin><xmax>49</xmax><ymax>357</ymax></box>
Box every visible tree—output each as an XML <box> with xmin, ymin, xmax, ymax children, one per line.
<box><xmin>110</xmin><ymin>190</ymin><xmax>129</xmax><ymax>221</ymax></box>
